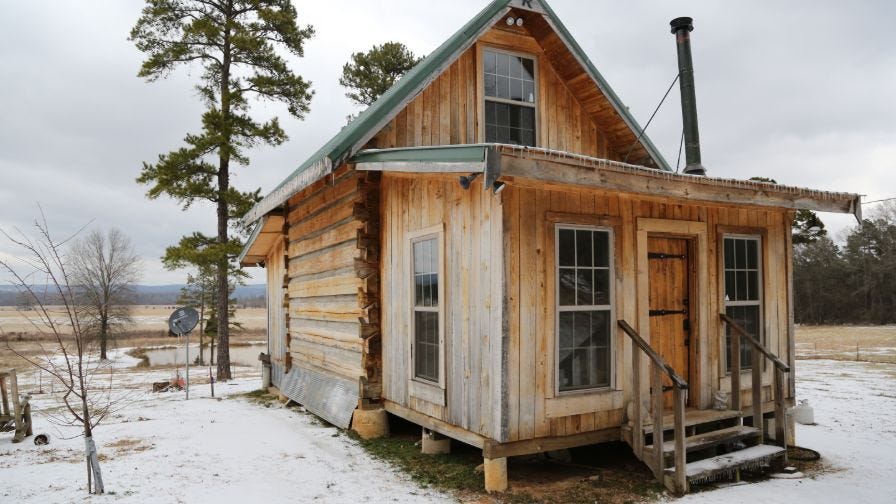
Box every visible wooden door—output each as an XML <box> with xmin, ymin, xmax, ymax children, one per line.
<box><xmin>647</xmin><ymin>236</ymin><xmax>692</xmax><ymax>408</ymax></box>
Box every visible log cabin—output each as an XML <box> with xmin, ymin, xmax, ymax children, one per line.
<box><xmin>239</xmin><ymin>0</ymin><xmax>861</xmax><ymax>494</ymax></box>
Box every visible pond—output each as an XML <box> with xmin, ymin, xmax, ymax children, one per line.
<box><xmin>141</xmin><ymin>343</ymin><xmax>266</xmax><ymax>368</ymax></box>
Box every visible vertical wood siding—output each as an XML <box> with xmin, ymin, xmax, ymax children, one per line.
<box><xmin>502</xmin><ymin>184</ymin><xmax>792</xmax><ymax>442</ymax></box>
<box><xmin>368</xmin><ymin>28</ymin><xmax>616</xmax><ymax>161</ymax></box>
<box><xmin>380</xmin><ymin>173</ymin><xmax>505</xmax><ymax>440</ymax></box>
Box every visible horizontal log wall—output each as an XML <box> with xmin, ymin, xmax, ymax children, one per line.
<box><xmin>369</xmin><ymin>27</ymin><xmax>616</xmax><ymax>161</ymax></box>
<box><xmin>380</xmin><ymin>173</ymin><xmax>505</xmax><ymax>441</ymax></box>
<box><xmin>286</xmin><ymin>166</ymin><xmax>381</xmax><ymax>400</ymax></box>
<box><xmin>502</xmin><ymin>184</ymin><xmax>792</xmax><ymax>442</ymax></box>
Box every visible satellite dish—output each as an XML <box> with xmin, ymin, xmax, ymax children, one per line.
<box><xmin>168</xmin><ymin>307</ymin><xmax>200</xmax><ymax>336</ymax></box>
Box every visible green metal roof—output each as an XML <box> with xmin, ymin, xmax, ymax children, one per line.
<box><xmin>243</xmin><ymin>0</ymin><xmax>671</xmax><ymax>224</ymax></box>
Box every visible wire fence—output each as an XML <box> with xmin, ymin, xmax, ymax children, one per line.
<box><xmin>795</xmin><ymin>341</ymin><xmax>896</xmax><ymax>364</ymax></box>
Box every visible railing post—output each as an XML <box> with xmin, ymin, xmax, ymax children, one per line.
<box><xmin>673</xmin><ymin>386</ymin><xmax>687</xmax><ymax>494</ymax></box>
<box><xmin>730</xmin><ymin>325</ymin><xmax>741</xmax><ymax>414</ymax></box>
<box><xmin>632</xmin><ymin>345</ymin><xmax>644</xmax><ymax>458</ymax></box>
<box><xmin>651</xmin><ymin>363</ymin><xmax>664</xmax><ymax>480</ymax></box>
<box><xmin>775</xmin><ymin>368</ymin><xmax>788</xmax><ymax>453</ymax></box>
<box><xmin>752</xmin><ymin>348</ymin><xmax>763</xmax><ymax>441</ymax></box>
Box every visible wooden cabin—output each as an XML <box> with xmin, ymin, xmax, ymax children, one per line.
<box><xmin>239</xmin><ymin>0</ymin><xmax>861</xmax><ymax>494</ymax></box>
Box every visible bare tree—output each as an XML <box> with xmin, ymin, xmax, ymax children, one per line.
<box><xmin>0</xmin><ymin>214</ymin><xmax>123</xmax><ymax>495</ymax></box>
<box><xmin>70</xmin><ymin>229</ymin><xmax>141</xmax><ymax>360</ymax></box>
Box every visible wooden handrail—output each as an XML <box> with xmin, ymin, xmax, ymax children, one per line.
<box><xmin>719</xmin><ymin>314</ymin><xmax>790</xmax><ymax>372</ymax></box>
<box><xmin>618</xmin><ymin>320</ymin><xmax>688</xmax><ymax>390</ymax></box>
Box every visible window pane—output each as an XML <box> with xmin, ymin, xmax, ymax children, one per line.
<box><xmin>485</xmin><ymin>74</ymin><xmax>497</xmax><ymax>97</ymax></box>
<box><xmin>522</xmin><ymin>58</ymin><xmax>534</xmax><ymax>81</ymax></box>
<box><xmin>509</xmin><ymin>56</ymin><xmax>522</xmax><ymax>78</ymax></box>
<box><xmin>498</xmin><ymin>126</ymin><xmax>511</xmax><ymax>144</ymax></box>
<box><xmin>724</xmin><ymin>238</ymin><xmax>735</xmax><ymax>269</ymax></box>
<box><xmin>576</xmin><ymin>230</ymin><xmax>593</xmax><ymax>267</ymax></box>
<box><xmin>574</xmin><ymin>311</ymin><xmax>591</xmax><ymax>348</ymax></box>
<box><xmin>736</xmin><ymin>271</ymin><xmax>748</xmax><ymax>301</ymax></box>
<box><xmin>747</xmin><ymin>240</ymin><xmax>758</xmax><ymax>269</ymax></box>
<box><xmin>747</xmin><ymin>270</ymin><xmax>758</xmax><ymax>301</ymax></box>
<box><xmin>496</xmin><ymin>52</ymin><xmax>509</xmax><ymax>76</ymax></box>
<box><xmin>520</xmin><ymin>107</ymin><xmax>534</xmax><ymax>129</ymax></box>
<box><xmin>559</xmin><ymin>312</ymin><xmax>574</xmax><ymax>350</ymax></box>
<box><xmin>594</xmin><ymin>231</ymin><xmax>610</xmax><ymax>267</ymax></box>
<box><xmin>558</xmin><ymin>309</ymin><xmax>611</xmax><ymax>391</ymax></box>
<box><xmin>413</xmin><ymin>241</ymin><xmax>425</xmax><ymax>273</ymax></box>
<box><xmin>559</xmin><ymin>268</ymin><xmax>577</xmax><ymax>306</ymax></box>
<box><xmin>559</xmin><ymin>229</ymin><xmax>575</xmax><ymax>266</ymax></box>
<box><xmin>496</xmin><ymin>102</ymin><xmax>510</xmax><ymax>125</ymax></box>
<box><xmin>523</xmin><ymin>81</ymin><xmax>535</xmax><ymax>104</ymax></box>
<box><xmin>497</xmin><ymin>76</ymin><xmax>510</xmax><ymax>99</ymax></box>
<box><xmin>520</xmin><ymin>129</ymin><xmax>535</xmax><ymax>147</ymax></box>
<box><xmin>725</xmin><ymin>271</ymin><xmax>736</xmax><ymax>301</ymax></box>
<box><xmin>736</xmin><ymin>239</ymin><xmax>747</xmax><ymax>269</ymax></box>
<box><xmin>594</xmin><ymin>269</ymin><xmax>610</xmax><ymax>305</ymax></box>
<box><xmin>510</xmin><ymin>78</ymin><xmax>523</xmax><ymax>101</ymax></box>
<box><xmin>558</xmin><ymin>347</ymin><xmax>573</xmax><ymax>389</ymax></box>
<box><xmin>484</xmin><ymin>51</ymin><xmax>497</xmax><ymax>75</ymax></box>
<box><xmin>485</xmin><ymin>101</ymin><xmax>496</xmax><ymax>126</ymax></box>
<box><xmin>591</xmin><ymin>311</ymin><xmax>610</xmax><ymax>348</ymax></box>
<box><xmin>726</xmin><ymin>305</ymin><xmax>760</xmax><ymax>371</ymax></box>
<box><xmin>415</xmin><ymin>311</ymin><xmax>439</xmax><ymax>382</ymax></box>
<box><xmin>415</xmin><ymin>275</ymin><xmax>424</xmax><ymax>306</ymax></box>
<box><xmin>576</xmin><ymin>270</ymin><xmax>593</xmax><ymax>306</ymax></box>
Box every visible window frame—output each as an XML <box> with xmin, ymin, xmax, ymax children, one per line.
<box><xmin>721</xmin><ymin>233</ymin><xmax>764</xmax><ymax>373</ymax></box>
<box><xmin>408</xmin><ymin>225</ymin><xmax>446</xmax><ymax>404</ymax></box>
<box><xmin>554</xmin><ymin>223</ymin><xmax>616</xmax><ymax>396</ymax></box>
<box><xmin>479</xmin><ymin>45</ymin><xmax>540</xmax><ymax>147</ymax></box>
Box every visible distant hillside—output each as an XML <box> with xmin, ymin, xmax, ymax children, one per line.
<box><xmin>0</xmin><ymin>284</ymin><xmax>266</xmax><ymax>307</ymax></box>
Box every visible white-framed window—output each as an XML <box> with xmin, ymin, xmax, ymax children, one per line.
<box><xmin>411</xmin><ymin>232</ymin><xmax>442</xmax><ymax>385</ymax></box>
<box><xmin>556</xmin><ymin>225</ymin><xmax>614</xmax><ymax>393</ymax></box>
<box><xmin>723</xmin><ymin>235</ymin><xmax>763</xmax><ymax>371</ymax></box>
<box><xmin>483</xmin><ymin>48</ymin><xmax>537</xmax><ymax>146</ymax></box>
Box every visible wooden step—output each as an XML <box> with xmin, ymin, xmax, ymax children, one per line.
<box><xmin>665</xmin><ymin>444</ymin><xmax>785</xmax><ymax>484</ymax></box>
<box><xmin>638</xmin><ymin>408</ymin><xmax>742</xmax><ymax>435</ymax></box>
<box><xmin>646</xmin><ymin>425</ymin><xmax>760</xmax><ymax>456</ymax></box>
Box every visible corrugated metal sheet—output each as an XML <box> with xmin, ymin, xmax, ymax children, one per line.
<box><xmin>271</xmin><ymin>362</ymin><xmax>285</xmax><ymax>388</ymax></box>
<box><xmin>280</xmin><ymin>367</ymin><xmax>358</xmax><ymax>429</ymax></box>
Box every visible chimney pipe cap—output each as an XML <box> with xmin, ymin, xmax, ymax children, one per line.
<box><xmin>670</xmin><ymin>17</ymin><xmax>694</xmax><ymax>34</ymax></box>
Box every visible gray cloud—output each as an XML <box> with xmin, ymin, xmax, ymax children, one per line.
<box><xmin>2</xmin><ymin>1</ymin><xmax>892</xmax><ymax>284</ymax></box>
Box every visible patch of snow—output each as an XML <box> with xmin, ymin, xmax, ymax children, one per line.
<box><xmin>1</xmin><ymin>357</ymin><xmax>452</xmax><ymax>503</ymax></box>
<box><xmin>675</xmin><ymin>359</ymin><xmax>896</xmax><ymax>503</ymax></box>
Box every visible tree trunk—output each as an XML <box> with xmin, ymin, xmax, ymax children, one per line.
<box><xmin>216</xmin><ymin>11</ymin><xmax>233</xmax><ymax>381</ymax></box>
<box><xmin>99</xmin><ymin>318</ymin><xmax>108</xmax><ymax>361</ymax></box>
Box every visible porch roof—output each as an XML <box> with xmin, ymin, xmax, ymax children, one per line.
<box><xmin>353</xmin><ymin>144</ymin><xmax>863</xmax><ymax>221</ymax></box>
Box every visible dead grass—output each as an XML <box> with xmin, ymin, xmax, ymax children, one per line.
<box><xmin>795</xmin><ymin>325</ymin><xmax>896</xmax><ymax>363</ymax></box>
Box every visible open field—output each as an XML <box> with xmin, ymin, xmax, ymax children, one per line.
<box><xmin>0</xmin><ymin>305</ymin><xmax>267</xmax><ymax>334</ymax></box>
<box><xmin>795</xmin><ymin>325</ymin><xmax>896</xmax><ymax>363</ymax></box>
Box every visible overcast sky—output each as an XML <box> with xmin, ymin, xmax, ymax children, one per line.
<box><xmin>1</xmin><ymin>0</ymin><xmax>893</xmax><ymax>285</ymax></box>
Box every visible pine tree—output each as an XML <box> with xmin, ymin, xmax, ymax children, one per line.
<box><xmin>340</xmin><ymin>41</ymin><xmax>421</xmax><ymax>107</ymax></box>
<box><xmin>131</xmin><ymin>1</ymin><xmax>314</xmax><ymax>380</ymax></box>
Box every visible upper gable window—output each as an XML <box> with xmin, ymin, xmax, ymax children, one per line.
<box><xmin>484</xmin><ymin>49</ymin><xmax>536</xmax><ymax>146</ymax></box>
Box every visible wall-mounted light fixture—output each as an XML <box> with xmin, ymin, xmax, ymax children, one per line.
<box><xmin>493</xmin><ymin>181</ymin><xmax>507</xmax><ymax>194</ymax></box>
<box><xmin>506</xmin><ymin>16</ymin><xmax>516</xmax><ymax>26</ymax></box>
<box><xmin>459</xmin><ymin>173</ymin><xmax>481</xmax><ymax>190</ymax></box>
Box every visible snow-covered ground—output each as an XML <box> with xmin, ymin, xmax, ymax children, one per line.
<box><xmin>678</xmin><ymin>359</ymin><xmax>896</xmax><ymax>504</ymax></box>
<box><xmin>0</xmin><ymin>355</ymin><xmax>452</xmax><ymax>504</ymax></box>
<box><xmin>1</xmin><ymin>354</ymin><xmax>894</xmax><ymax>503</ymax></box>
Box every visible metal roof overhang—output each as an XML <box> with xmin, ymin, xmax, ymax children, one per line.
<box><xmin>353</xmin><ymin>144</ymin><xmax>863</xmax><ymax>221</ymax></box>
